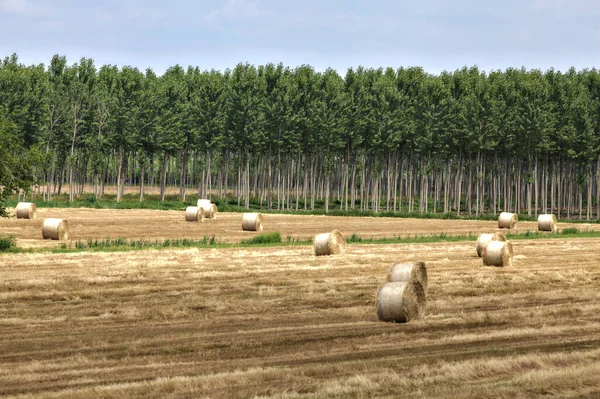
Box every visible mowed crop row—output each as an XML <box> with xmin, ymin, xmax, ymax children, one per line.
<box><xmin>1</xmin><ymin>207</ymin><xmax>594</xmax><ymax>249</ymax></box>
<box><xmin>1</xmin><ymin>236</ymin><xmax>600</xmax><ymax>398</ymax></box>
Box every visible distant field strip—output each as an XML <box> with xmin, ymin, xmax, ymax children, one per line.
<box><xmin>0</xmin><ymin>208</ymin><xmax>600</xmax><ymax>248</ymax></box>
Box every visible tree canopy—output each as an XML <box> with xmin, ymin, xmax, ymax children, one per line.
<box><xmin>2</xmin><ymin>54</ymin><xmax>600</xmax><ymax>218</ymax></box>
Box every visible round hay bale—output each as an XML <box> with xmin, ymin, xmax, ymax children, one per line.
<box><xmin>242</xmin><ymin>213</ymin><xmax>263</xmax><ymax>232</ymax></box>
<box><xmin>476</xmin><ymin>232</ymin><xmax>506</xmax><ymax>257</ymax></box>
<box><xmin>314</xmin><ymin>230</ymin><xmax>345</xmax><ymax>256</ymax></box>
<box><xmin>482</xmin><ymin>240</ymin><xmax>513</xmax><ymax>267</ymax></box>
<box><xmin>538</xmin><ymin>214</ymin><xmax>557</xmax><ymax>232</ymax></box>
<box><xmin>15</xmin><ymin>202</ymin><xmax>36</xmax><ymax>219</ymax></box>
<box><xmin>206</xmin><ymin>204</ymin><xmax>218</xmax><ymax>220</ymax></box>
<box><xmin>197</xmin><ymin>199</ymin><xmax>211</xmax><ymax>210</ymax></box>
<box><xmin>42</xmin><ymin>218</ymin><xmax>69</xmax><ymax>241</ymax></box>
<box><xmin>498</xmin><ymin>212</ymin><xmax>518</xmax><ymax>229</ymax></box>
<box><xmin>185</xmin><ymin>206</ymin><xmax>204</xmax><ymax>222</ymax></box>
<box><xmin>387</xmin><ymin>262</ymin><xmax>428</xmax><ymax>292</ymax></box>
<box><xmin>197</xmin><ymin>199</ymin><xmax>217</xmax><ymax>220</ymax></box>
<box><xmin>377</xmin><ymin>281</ymin><xmax>426</xmax><ymax>323</ymax></box>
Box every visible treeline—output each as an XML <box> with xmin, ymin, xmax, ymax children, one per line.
<box><xmin>1</xmin><ymin>53</ymin><xmax>600</xmax><ymax>218</ymax></box>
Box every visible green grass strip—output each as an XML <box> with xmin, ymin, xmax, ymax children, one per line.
<box><xmin>2</xmin><ymin>228</ymin><xmax>599</xmax><ymax>255</ymax></box>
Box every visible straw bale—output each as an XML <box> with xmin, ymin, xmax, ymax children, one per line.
<box><xmin>42</xmin><ymin>218</ymin><xmax>69</xmax><ymax>241</ymax></box>
<box><xmin>314</xmin><ymin>230</ymin><xmax>345</xmax><ymax>256</ymax></box>
<box><xmin>15</xmin><ymin>202</ymin><xmax>36</xmax><ymax>219</ymax></box>
<box><xmin>185</xmin><ymin>206</ymin><xmax>204</xmax><ymax>222</ymax></box>
<box><xmin>377</xmin><ymin>281</ymin><xmax>426</xmax><ymax>323</ymax></box>
<box><xmin>387</xmin><ymin>262</ymin><xmax>428</xmax><ymax>292</ymax></box>
<box><xmin>197</xmin><ymin>199</ymin><xmax>217</xmax><ymax>220</ymax></box>
<box><xmin>476</xmin><ymin>232</ymin><xmax>506</xmax><ymax>257</ymax></box>
<box><xmin>498</xmin><ymin>212</ymin><xmax>518</xmax><ymax>229</ymax></box>
<box><xmin>242</xmin><ymin>213</ymin><xmax>263</xmax><ymax>232</ymax></box>
<box><xmin>482</xmin><ymin>240</ymin><xmax>513</xmax><ymax>267</ymax></box>
<box><xmin>538</xmin><ymin>214</ymin><xmax>557</xmax><ymax>232</ymax></box>
<box><xmin>197</xmin><ymin>199</ymin><xmax>211</xmax><ymax>210</ymax></box>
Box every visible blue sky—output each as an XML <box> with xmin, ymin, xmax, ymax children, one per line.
<box><xmin>1</xmin><ymin>0</ymin><xmax>599</xmax><ymax>75</ymax></box>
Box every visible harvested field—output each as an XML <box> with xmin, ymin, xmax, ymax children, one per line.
<box><xmin>1</xmin><ymin>208</ymin><xmax>591</xmax><ymax>249</ymax></box>
<box><xmin>31</xmin><ymin>184</ymin><xmax>200</xmax><ymax>197</ymax></box>
<box><xmin>1</xmin><ymin>237</ymin><xmax>600</xmax><ymax>397</ymax></box>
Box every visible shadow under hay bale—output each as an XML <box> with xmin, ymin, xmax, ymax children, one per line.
<box><xmin>42</xmin><ymin>218</ymin><xmax>69</xmax><ymax>241</ymax></box>
<box><xmin>538</xmin><ymin>214</ymin><xmax>557</xmax><ymax>232</ymax></box>
<box><xmin>387</xmin><ymin>262</ymin><xmax>428</xmax><ymax>292</ymax></box>
<box><xmin>377</xmin><ymin>281</ymin><xmax>426</xmax><ymax>323</ymax></box>
<box><xmin>185</xmin><ymin>206</ymin><xmax>205</xmax><ymax>222</ymax></box>
<box><xmin>314</xmin><ymin>230</ymin><xmax>345</xmax><ymax>256</ymax></box>
<box><xmin>242</xmin><ymin>213</ymin><xmax>263</xmax><ymax>232</ymax></box>
<box><xmin>476</xmin><ymin>232</ymin><xmax>506</xmax><ymax>257</ymax></box>
<box><xmin>482</xmin><ymin>240</ymin><xmax>513</xmax><ymax>267</ymax></box>
<box><xmin>197</xmin><ymin>199</ymin><xmax>217</xmax><ymax>220</ymax></box>
<box><xmin>498</xmin><ymin>212</ymin><xmax>518</xmax><ymax>229</ymax></box>
<box><xmin>16</xmin><ymin>202</ymin><xmax>36</xmax><ymax>219</ymax></box>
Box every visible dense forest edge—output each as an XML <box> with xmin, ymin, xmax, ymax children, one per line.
<box><xmin>2</xmin><ymin>53</ymin><xmax>600</xmax><ymax>220</ymax></box>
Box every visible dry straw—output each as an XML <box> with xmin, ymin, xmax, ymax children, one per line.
<box><xmin>387</xmin><ymin>262</ymin><xmax>428</xmax><ymax>292</ymax></box>
<box><xmin>197</xmin><ymin>199</ymin><xmax>218</xmax><ymax>220</ymax></box>
<box><xmin>185</xmin><ymin>206</ymin><xmax>205</xmax><ymax>222</ymax></box>
<box><xmin>15</xmin><ymin>202</ymin><xmax>36</xmax><ymax>219</ymax></box>
<box><xmin>482</xmin><ymin>240</ymin><xmax>513</xmax><ymax>267</ymax></box>
<box><xmin>476</xmin><ymin>232</ymin><xmax>506</xmax><ymax>257</ymax></box>
<box><xmin>42</xmin><ymin>218</ymin><xmax>69</xmax><ymax>241</ymax></box>
<box><xmin>538</xmin><ymin>214</ymin><xmax>557</xmax><ymax>232</ymax></box>
<box><xmin>242</xmin><ymin>213</ymin><xmax>263</xmax><ymax>232</ymax></box>
<box><xmin>314</xmin><ymin>230</ymin><xmax>345</xmax><ymax>256</ymax></box>
<box><xmin>498</xmin><ymin>212</ymin><xmax>518</xmax><ymax>229</ymax></box>
<box><xmin>377</xmin><ymin>281</ymin><xmax>426</xmax><ymax>323</ymax></box>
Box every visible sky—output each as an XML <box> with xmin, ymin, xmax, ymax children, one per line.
<box><xmin>1</xmin><ymin>0</ymin><xmax>599</xmax><ymax>75</ymax></box>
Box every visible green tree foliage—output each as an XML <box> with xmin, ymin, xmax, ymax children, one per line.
<box><xmin>0</xmin><ymin>55</ymin><xmax>45</xmax><ymax>216</ymax></box>
<box><xmin>3</xmin><ymin>53</ymin><xmax>600</xmax><ymax>219</ymax></box>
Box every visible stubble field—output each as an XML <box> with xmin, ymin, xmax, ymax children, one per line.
<box><xmin>4</xmin><ymin>207</ymin><xmax>599</xmax><ymax>249</ymax></box>
<box><xmin>1</xmin><ymin>209</ymin><xmax>600</xmax><ymax>398</ymax></box>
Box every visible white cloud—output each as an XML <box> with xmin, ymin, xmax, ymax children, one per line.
<box><xmin>0</xmin><ymin>0</ymin><xmax>49</xmax><ymax>15</ymax></box>
<box><xmin>0</xmin><ymin>0</ymin><xmax>31</xmax><ymax>13</ymax></box>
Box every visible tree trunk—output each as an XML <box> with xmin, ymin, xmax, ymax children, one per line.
<box><xmin>139</xmin><ymin>159</ymin><xmax>145</xmax><ymax>202</ymax></box>
<box><xmin>180</xmin><ymin>147</ymin><xmax>188</xmax><ymax>202</ymax></box>
<box><xmin>456</xmin><ymin>153</ymin><xmax>463</xmax><ymax>215</ymax></box>
<box><xmin>245</xmin><ymin>155</ymin><xmax>250</xmax><ymax>209</ymax></box>
<box><xmin>160</xmin><ymin>153</ymin><xmax>168</xmax><ymax>202</ymax></box>
<box><xmin>116</xmin><ymin>145</ymin><xmax>124</xmax><ymax>202</ymax></box>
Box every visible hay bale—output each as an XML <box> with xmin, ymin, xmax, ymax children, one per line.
<box><xmin>377</xmin><ymin>281</ymin><xmax>426</xmax><ymax>323</ymax></box>
<box><xmin>197</xmin><ymin>199</ymin><xmax>217</xmax><ymax>220</ymax></box>
<box><xmin>197</xmin><ymin>199</ymin><xmax>211</xmax><ymax>210</ymax></box>
<box><xmin>185</xmin><ymin>206</ymin><xmax>204</xmax><ymax>222</ymax></box>
<box><xmin>42</xmin><ymin>218</ymin><xmax>69</xmax><ymax>241</ymax></box>
<box><xmin>387</xmin><ymin>262</ymin><xmax>428</xmax><ymax>292</ymax></box>
<box><xmin>498</xmin><ymin>212</ymin><xmax>518</xmax><ymax>229</ymax></box>
<box><xmin>476</xmin><ymin>232</ymin><xmax>506</xmax><ymax>257</ymax></box>
<box><xmin>314</xmin><ymin>230</ymin><xmax>345</xmax><ymax>256</ymax></box>
<box><xmin>538</xmin><ymin>214</ymin><xmax>557</xmax><ymax>232</ymax></box>
<box><xmin>482</xmin><ymin>240</ymin><xmax>513</xmax><ymax>267</ymax></box>
<box><xmin>206</xmin><ymin>204</ymin><xmax>218</xmax><ymax>220</ymax></box>
<box><xmin>15</xmin><ymin>202</ymin><xmax>36</xmax><ymax>219</ymax></box>
<box><xmin>242</xmin><ymin>213</ymin><xmax>263</xmax><ymax>232</ymax></box>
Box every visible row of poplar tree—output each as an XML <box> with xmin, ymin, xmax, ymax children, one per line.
<box><xmin>2</xmin><ymin>53</ymin><xmax>600</xmax><ymax>219</ymax></box>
